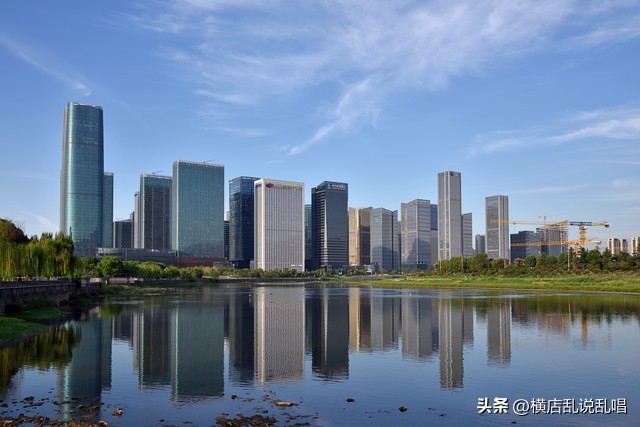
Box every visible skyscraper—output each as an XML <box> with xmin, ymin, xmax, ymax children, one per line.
<box><xmin>133</xmin><ymin>191</ymin><xmax>141</xmax><ymax>248</ymax></box>
<box><xmin>305</xmin><ymin>204</ymin><xmax>312</xmax><ymax>271</ymax></box>
<box><xmin>103</xmin><ymin>172</ymin><xmax>114</xmax><ymax>248</ymax></box>
<box><xmin>437</xmin><ymin>171</ymin><xmax>462</xmax><ymax>260</ymax></box>
<box><xmin>430</xmin><ymin>204</ymin><xmax>439</xmax><ymax>267</ymax></box>
<box><xmin>370</xmin><ymin>208</ymin><xmax>400</xmax><ymax>271</ymax></box>
<box><xmin>229</xmin><ymin>176</ymin><xmax>259</xmax><ymax>269</ymax></box>
<box><xmin>60</xmin><ymin>102</ymin><xmax>107</xmax><ymax>257</ymax></box>
<box><xmin>485</xmin><ymin>195</ymin><xmax>510</xmax><ymax>260</ymax></box>
<box><xmin>113</xmin><ymin>218</ymin><xmax>133</xmax><ymax>249</ymax></box>
<box><xmin>172</xmin><ymin>161</ymin><xmax>224</xmax><ymax>258</ymax></box>
<box><xmin>254</xmin><ymin>179</ymin><xmax>305</xmax><ymax>271</ymax></box>
<box><xmin>311</xmin><ymin>181</ymin><xmax>349</xmax><ymax>270</ymax></box>
<box><xmin>463</xmin><ymin>212</ymin><xmax>473</xmax><ymax>258</ymax></box>
<box><xmin>400</xmin><ymin>199</ymin><xmax>431</xmax><ymax>270</ymax></box>
<box><xmin>632</xmin><ymin>236</ymin><xmax>639</xmax><ymax>256</ymax></box>
<box><xmin>348</xmin><ymin>207</ymin><xmax>372</xmax><ymax>267</ymax></box>
<box><xmin>140</xmin><ymin>174</ymin><xmax>172</xmax><ymax>250</ymax></box>
<box><xmin>475</xmin><ymin>234</ymin><xmax>486</xmax><ymax>254</ymax></box>
<box><xmin>510</xmin><ymin>230</ymin><xmax>541</xmax><ymax>263</ymax></box>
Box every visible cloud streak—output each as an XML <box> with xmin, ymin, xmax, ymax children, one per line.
<box><xmin>0</xmin><ymin>34</ymin><xmax>91</xmax><ymax>96</ymax></box>
<box><xmin>124</xmin><ymin>0</ymin><xmax>640</xmax><ymax>154</ymax></box>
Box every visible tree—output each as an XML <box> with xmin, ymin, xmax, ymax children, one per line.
<box><xmin>97</xmin><ymin>256</ymin><xmax>124</xmax><ymax>280</ymax></box>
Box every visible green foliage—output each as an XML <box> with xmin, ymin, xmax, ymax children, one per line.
<box><xmin>0</xmin><ymin>220</ymin><xmax>76</xmax><ymax>279</ymax></box>
<box><xmin>97</xmin><ymin>256</ymin><xmax>124</xmax><ymax>280</ymax></box>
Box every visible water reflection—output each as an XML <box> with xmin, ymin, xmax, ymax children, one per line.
<box><xmin>1</xmin><ymin>286</ymin><xmax>639</xmax><ymax>407</ymax></box>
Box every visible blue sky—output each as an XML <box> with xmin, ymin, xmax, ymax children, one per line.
<box><xmin>1</xmin><ymin>0</ymin><xmax>639</xmax><ymax>246</ymax></box>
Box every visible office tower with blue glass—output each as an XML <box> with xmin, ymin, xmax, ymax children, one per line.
<box><xmin>140</xmin><ymin>174</ymin><xmax>172</xmax><ymax>250</ymax></box>
<box><xmin>60</xmin><ymin>102</ymin><xmax>108</xmax><ymax>257</ymax></box>
<box><xmin>254</xmin><ymin>179</ymin><xmax>305</xmax><ymax>272</ymax></box>
<box><xmin>229</xmin><ymin>176</ymin><xmax>259</xmax><ymax>269</ymax></box>
<box><xmin>401</xmin><ymin>199</ymin><xmax>431</xmax><ymax>270</ymax></box>
<box><xmin>172</xmin><ymin>161</ymin><xmax>225</xmax><ymax>258</ymax></box>
<box><xmin>437</xmin><ymin>171</ymin><xmax>462</xmax><ymax>260</ymax></box>
<box><xmin>305</xmin><ymin>204</ymin><xmax>312</xmax><ymax>271</ymax></box>
<box><xmin>485</xmin><ymin>195</ymin><xmax>510</xmax><ymax>260</ymax></box>
<box><xmin>311</xmin><ymin>181</ymin><xmax>349</xmax><ymax>270</ymax></box>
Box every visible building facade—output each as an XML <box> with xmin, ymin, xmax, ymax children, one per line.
<box><xmin>229</xmin><ymin>176</ymin><xmax>259</xmax><ymax>269</ymax></box>
<box><xmin>400</xmin><ymin>199</ymin><xmax>431</xmax><ymax>270</ymax></box>
<box><xmin>538</xmin><ymin>226</ymin><xmax>568</xmax><ymax>257</ymax></box>
<box><xmin>437</xmin><ymin>171</ymin><xmax>462</xmax><ymax>260</ymax></box>
<box><xmin>370</xmin><ymin>208</ymin><xmax>400</xmax><ymax>272</ymax></box>
<box><xmin>430</xmin><ymin>204</ymin><xmax>438</xmax><ymax>267</ymax></box>
<box><xmin>60</xmin><ymin>102</ymin><xmax>107</xmax><ymax>257</ymax></box>
<box><xmin>485</xmin><ymin>195</ymin><xmax>510</xmax><ymax>260</ymax></box>
<box><xmin>632</xmin><ymin>236</ymin><xmax>639</xmax><ymax>256</ymax></box>
<box><xmin>254</xmin><ymin>179</ymin><xmax>305</xmax><ymax>272</ymax></box>
<box><xmin>462</xmin><ymin>212</ymin><xmax>473</xmax><ymax>258</ymax></box>
<box><xmin>103</xmin><ymin>172</ymin><xmax>114</xmax><ymax>248</ymax></box>
<box><xmin>172</xmin><ymin>161</ymin><xmax>225</xmax><ymax>258</ymax></box>
<box><xmin>607</xmin><ymin>238</ymin><xmax>622</xmax><ymax>255</ymax></box>
<box><xmin>113</xmin><ymin>218</ymin><xmax>133</xmax><ymax>249</ymax></box>
<box><xmin>140</xmin><ymin>174</ymin><xmax>172</xmax><ymax>250</ymax></box>
<box><xmin>475</xmin><ymin>234</ymin><xmax>486</xmax><ymax>254</ymax></box>
<box><xmin>510</xmin><ymin>231</ymin><xmax>541</xmax><ymax>263</ymax></box>
<box><xmin>348</xmin><ymin>207</ymin><xmax>371</xmax><ymax>268</ymax></box>
<box><xmin>311</xmin><ymin>181</ymin><xmax>349</xmax><ymax>270</ymax></box>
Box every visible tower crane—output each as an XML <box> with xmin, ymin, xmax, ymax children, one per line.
<box><xmin>492</xmin><ymin>219</ymin><xmax>609</xmax><ymax>250</ymax></box>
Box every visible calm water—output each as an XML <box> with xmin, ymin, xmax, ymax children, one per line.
<box><xmin>1</xmin><ymin>284</ymin><xmax>639</xmax><ymax>426</ymax></box>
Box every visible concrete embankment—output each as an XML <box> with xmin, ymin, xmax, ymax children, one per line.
<box><xmin>0</xmin><ymin>280</ymin><xmax>102</xmax><ymax>313</ymax></box>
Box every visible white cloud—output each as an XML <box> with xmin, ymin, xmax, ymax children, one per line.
<box><xmin>0</xmin><ymin>34</ymin><xmax>91</xmax><ymax>96</ymax></box>
<box><xmin>124</xmin><ymin>0</ymin><xmax>640</xmax><ymax>154</ymax></box>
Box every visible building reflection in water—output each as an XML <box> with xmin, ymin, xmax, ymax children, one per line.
<box><xmin>401</xmin><ymin>293</ymin><xmax>438</xmax><ymax>360</ymax></box>
<box><xmin>228</xmin><ymin>290</ymin><xmax>255</xmax><ymax>384</ymax></box>
<box><xmin>42</xmin><ymin>287</ymin><xmax>638</xmax><ymax>407</ymax></box>
<box><xmin>58</xmin><ymin>309</ymin><xmax>112</xmax><ymax>420</ymax></box>
<box><xmin>309</xmin><ymin>288</ymin><xmax>349</xmax><ymax>380</ymax></box>
<box><xmin>171</xmin><ymin>298</ymin><xmax>224</xmax><ymax>400</ymax></box>
<box><xmin>254</xmin><ymin>287</ymin><xmax>305</xmax><ymax>382</ymax></box>
<box><xmin>487</xmin><ymin>299</ymin><xmax>511</xmax><ymax>367</ymax></box>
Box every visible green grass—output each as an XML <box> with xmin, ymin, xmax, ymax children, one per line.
<box><xmin>4</xmin><ymin>300</ymin><xmax>66</xmax><ymax>321</ymax></box>
<box><xmin>340</xmin><ymin>274</ymin><xmax>640</xmax><ymax>293</ymax></box>
<box><xmin>0</xmin><ymin>317</ymin><xmax>45</xmax><ymax>345</ymax></box>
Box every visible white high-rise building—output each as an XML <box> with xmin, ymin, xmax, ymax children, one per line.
<box><xmin>438</xmin><ymin>171</ymin><xmax>462</xmax><ymax>260</ymax></box>
<box><xmin>254</xmin><ymin>179</ymin><xmax>305</xmax><ymax>271</ymax></box>
<box><xmin>485</xmin><ymin>195</ymin><xmax>510</xmax><ymax>260</ymax></box>
<box><xmin>632</xmin><ymin>236</ymin><xmax>639</xmax><ymax>256</ymax></box>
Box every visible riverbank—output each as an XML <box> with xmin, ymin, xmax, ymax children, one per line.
<box><xmin>0</xmin><ymin>300</ymin><xmax>69</xmax><ymax>347</ymax></box>
<box><xmin>339</xmin><ymin>273</ymin><xmax>640</xmax><ymax>293</ymax></box>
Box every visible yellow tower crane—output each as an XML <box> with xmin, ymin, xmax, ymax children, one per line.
<box><xmin>493</xmin><ymin>219</ymin><xmax>609</xmax><ymax>250</ymax></box>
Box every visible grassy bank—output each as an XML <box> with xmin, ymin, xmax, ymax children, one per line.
<box><xmin>340</xmin><ymin>273</ymin><xmax>640</xmax><ymax>293</ymax></box>
<box><xmin>0</xmin><ymin>301</ymin><xmax>68</xmax><ymax>347</ymax></box>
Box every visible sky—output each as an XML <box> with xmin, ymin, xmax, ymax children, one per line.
<box><xmin>1</xmin><ymin>0</ymin><xmax>639</xmax><ymax>246</ymax></box>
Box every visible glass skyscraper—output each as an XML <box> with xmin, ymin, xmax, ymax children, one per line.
<box><xmin>311</xmin><ymin>181</ymin><xmax>349</xmax><ymax>270</ymax></box>
<box><xmin>172</xmin><ymin>161</ymin><xmax>225</xmax><ymax>258</ymax></box>
<box><xmin>140</xmin><ymin>174</ymin><xmax>172</xmax><ymax>250</ymax></box>
<box><xmin>400</xmin><ymin>199</ymin><xmax>431</xmax><ymax>270</ymax></box>
<box><xmin>60</xmin><ymin>102</ymin><xmax>106</xmax><ymax>257</ymax></box>
<box><xmin>229</xmin><ymin>176</ymin><xmax>259</xmax><ymax>269</ymax></box>
<box><xmin>103</xmin><ymin>172</ymin><xmax>114</xmax><ymax>248</ymax></box>
<box><xmin>437</xmin><ymin>171</ymin><xmax>462</xmax><ymax>260</ymax></box>
<box><xmin>485</xmin><ymin>195</ymin><xmax>510</xmax><ymax>260</ymax></box>
<box><xmin>370</xmin><ymin>208</ymin><xmax>400</xmax><ymax>272</ymax></box>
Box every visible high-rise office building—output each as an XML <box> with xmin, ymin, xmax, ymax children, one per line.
<box><xmin>462</xmin><ymin>212</ymin><xmax>473</xmax><ymax>258</ymax></box>
<box><xmin>113</xmin><ymin>218</ymin><xmax>133</xmax><ymax>249</ymax></box>
<box><xmin>510</xmin><ymin>230</ymin><xmax>541</xmax><ymax>263</ymax></box>
<box><xmin>348</xmin><ymin>207</ymin><xmax>371</xmax><ymax>268</ymax></box>
<box><xmin>60</xmin><ymin>102</ymin><xmax>107</xmax><ymax>257</ymax></box>
<box><xmin>622</xmin><ymin>239</ymin><xmax>629</xmax><ymax>254</ymax></box>
<box><xmin>370</xmin><ymin>208</ymin><xmax>400</xmax><ymax>271</ymax></box>
<box><xmin>224</xmin><ymin>211</ymin><xmax>230</xmax><ymax>261</ymax></box>
<box><xmin>133</xmin><ymin>191</ymin><xmax>141</xmax><ymax>248</ymax></box>
<box><xmin>103</xmin><ymin>172</ymin><xmax>114</xmax><ymax>248</ymax></box>
<box><xmin>607</xmin><ymin>238</ymin><xmax>622</xmax><ymax>255</ymax></box>
<box><xmin>430</xmin><ymin>204</ymin><xmax>439</xmax><ymax>267</ymax></box>
<box><xmin>311</xmin><ymin>181</ymin><xmax>349</xmax><ymax>270</ymax></box>
<box><xmin>254</xmin><ymin>179</ymin><xmax>305</xmax><ymax>271</ymax></box>
<box><xmin>305</xmin><ymin>204</ymin><xmax>312</xmax><ymax>271</ymax></box>
<box><xmin>538</xmin><ymin>226</ymin><xmax>568</xmax><ymax>257</ymax></box>
<box><xmin>437</xmin><ymin>171</ymin><xmax>462</xmax><ymax>260</ymax></box>
<box><xmin>632</xmin><ymin>236</ymin><xmax>639</xmax><ymax>256</ymax></box>
<box><xmin>229</xmin><ymin>177</ymin><xmax>259</xmax><ymax>269</ymax></box>
<box><xmin>172</xmin><ymin>161</ymin><xmax>225</xmax><ymax>258</ymax></box>
<box><xmin>140</xmin><ymin>174</ymin><xmax>172</xmax><ymax>250</ymax></box>
<box><xmin>485</xmin><ymin>195</ymin><xmax>509</xmax><ymax>260</ymax></box>
<box><xmin>400</xmin><ymin>199</ymin><xmax>431</xmax><ymax>270</ymax></box>
<box><xmin>475</xmin><ymin>234</ymin><xmax>486</xmax><ymax>254</ymax></box>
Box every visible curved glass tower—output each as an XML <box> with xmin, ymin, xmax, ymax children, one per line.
<box><xmin>60</xmin><ymin>102</ymin><xmax>104</xmax><ymax>257</ymax></box>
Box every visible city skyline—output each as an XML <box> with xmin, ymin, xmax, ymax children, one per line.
<box><xmin>1</xmin><ymin>2</ymin><xmax>639</xmax><ymax>243</ymax></box>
